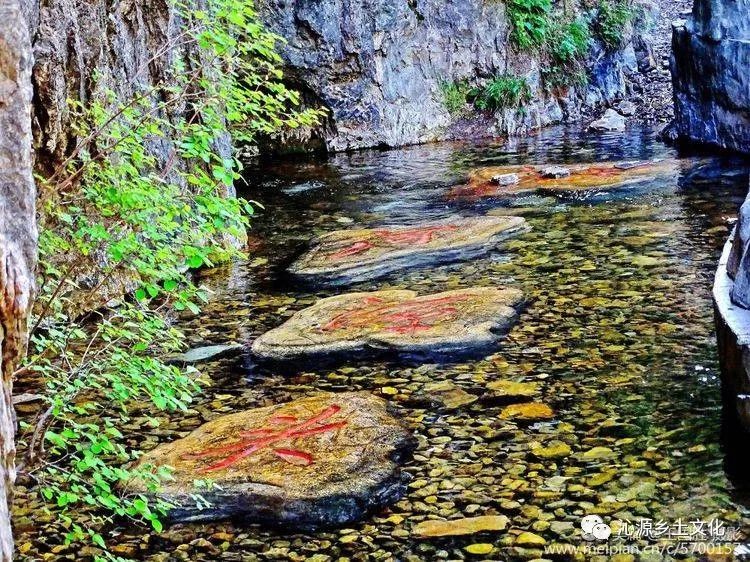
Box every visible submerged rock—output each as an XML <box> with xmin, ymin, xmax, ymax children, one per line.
<box><xmin>482</xmin><ymin>380</ymin><xmax>540</xmax><ymax>404</ymax></box>
<box><xmin>420</xmin><ymin>382</ymin><xmax>478</xmax><ymax>410</ymax></box>
<box><xmin>448</xmin><ymin>159</ymin><xmax>680</xmax><ymax>200</ymax></box>
<box><xmin>130</xmin><ymin>392</ymin><xmax>415</xmax><ymax>527</ymax></box>
<box><xmin>589</xmin><ymin>109</ymin><xmax>627</xmax><ymax>131</ymax></box>
<box><xmin>167</xmin><ymin>344</ymin><xmax>245</xmax><ymax>364</ymax></box>
<box><xmin>499</xmin><ymin>402</ymin><xmax>555</xmax><ymax>421</ymax></box>
<box><xmin>251</xmin><ymin>287</ymin><xmax>524</xmax><ymax>362</ymax></box>
<box><xmin>288</xmin><ymin>216</ymin><xmax>528</xmax><ymax>285</ymax></box>
<box><xmin>412</xmin><ymin>515</ymin><xmax>509</xmax><ymax>537</ymax></box>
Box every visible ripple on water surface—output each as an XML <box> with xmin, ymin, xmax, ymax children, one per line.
<box><xmin>16</xmin><ymin>126</ymin><xmax>750</xmax><ymax>560</ymax></box>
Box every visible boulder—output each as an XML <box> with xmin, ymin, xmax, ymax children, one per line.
<box><xmin>130</xmin><ymin>392</ymin><xmax>416</xmax><ymax>526</ymax></box>
<box><xmin>288</xmin><ymin>216</ymin><xmax>528</xmax><ymax>286</ymax></box>
<box><xmin>251</xmin><ymin>287</ymin><xmax>524</xmax><ymax>362</ymax></box>
<box><xmin>616</xmin><ymin>100</ymin><xmax>638</xmax><ymax>116</ymax></box>
<box><xmin>669</xmin><ymin>2</ymin><xmax>750</xmax><ymax>153</ymax></box>
<box><xmin>588</xmin><ymin>109</ymin><xmax>627</xmax><ymax>131</ymax></box>
<box><xmin>448</xmin><ymin>159</ymin><xmax>680</xmax><ymax>199</ymax></box>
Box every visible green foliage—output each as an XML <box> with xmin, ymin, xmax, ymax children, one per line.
<box><xmin>506</xmin><ymin>0</ymin><xmax>552</xmax><ymax>50</ymax></box>
<box><xmin>23</xmin><ymin>0</ymin><xmax>322</xmax><ymax>558</ymax></box>
<box><xmin>504</xmin><ymin>0</ymin><xmax>593</xmax><ymax>90</ymax></box>
<box><xmin>593</xmin><ymin>0</ymin><xmax>634</xmax><ymax>50</ymax></box>
<box><xmin>543</xmin><ymin>18</ymin><xmax>592</xmax><ymax>89</ymax></box>
<box><xmin>548</xmin><ymin>18</ymin><xmax>591</xmax><ymax>66</ymax></box>
<box><xmin>471</xmin><ymin>75</ymin><xmax>532</xmax><ymax>111</ymax></box>
<box><xmin>439</xmin><ymin>80</ymin><xmax>471</xmax><ymax>116</ymax></box>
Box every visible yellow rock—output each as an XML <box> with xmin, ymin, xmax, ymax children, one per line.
<box><xmin>499</xmin><ymin>402</ymin><xmax>554</xmax><ymax>421</ymax></box>
<box><xmin>531</xmin><ymin>440</ymin><xmax>571</xmax><ymax>459</ymax></box>
<box><xmin>412</xmin><ymin>515</ymin><xmax>509</xmax><ymax>537</ymax></box>
<box><xmin>581</xmin><ymin>446</ymin><xmax>615</xmax><ymax>460</ymax></box>
<box><xmin>465</xmin><ymin>543</ymin><xmax>494</xmax><ymax>555</ymax></box>
<box><xmin>587</xmin><ymin>471</ymin><xmax>616</xmax><ymax>487</ymax></box>
<box><xmin>485</xmin><ymin>380</ymin><xmax>539</xmax><ymax>397</ymax></box>
<box><xmin>516</xmin><ymin>532</ymin><xmax>547</xmax><ymax>546</ymax></box>
<box><xmin>381</xmin><ymin>386</ymin><xmax>398</xmax><ymax>395</ymax></box>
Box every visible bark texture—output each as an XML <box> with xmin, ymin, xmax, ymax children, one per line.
<box><xmin>0</xmin><ymin>0</ymin><xmax>37</xmax><ymax>558</ymax></box>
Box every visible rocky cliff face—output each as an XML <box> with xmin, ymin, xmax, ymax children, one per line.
<box><xmin>260</xmin><ymin>0</ymin><xmax>650</xmax><ymax>153</ymax></box>
<box><xmin>22</xmin><ymin>0</ymin><xmax>231</xmax><ymax>177</ymax></box>
<box><xmin>668</xmin><ymin>0</ymin><xmax>750</xmax><ymax>152</ymax></box>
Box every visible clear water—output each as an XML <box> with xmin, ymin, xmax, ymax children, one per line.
<box><xmin>16</xmin><ymin>126</ymin><xmax>750</xmax><ymax>561</ymax></box>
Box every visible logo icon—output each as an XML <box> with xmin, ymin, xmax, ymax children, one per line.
<box><xmin>581</xmin><ymin>515</ymin><xmax>611</xmax><ymax>541</ymax></box>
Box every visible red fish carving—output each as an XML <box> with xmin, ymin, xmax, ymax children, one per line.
<box><xmin>184</xmin><ymin>404</ymin><xmax>348</xmax><ymax>472</ymax></box>
<box><xmin>321</xmin><ymin>294</ymin><xmax>469</xmax><ymax>334</ymax></box>
<box><xmin>326</xmin><ymin>225</ymin><xmax>459</xmax><ymax>261</ymax></box>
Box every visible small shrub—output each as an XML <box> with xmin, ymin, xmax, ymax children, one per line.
<box><xmin>594</xmin><ymin>0</ymin><xmax>634</xmax><ymax>50</ymax></box>
<box><xmin>549</xmin><ymin>18</ymin><xmax>591</xmax><ymax>66</ymax></box>
<box><xmin>543</xmin><ymin>18</ymin><xmax>592</xmax><ymax>89</ymax></box>
<box><xmin>471</xmin><ymin>75</ymin><xmax>532</xmax><ymax>111</ymax></box>
<box><xmin>439</xmin><ymin>80</ymin><xmax>471</xmax><ymax>116</ymax></box>
<box><xmin>506</xmin><ymin>0</ymin><xmax>552</xmax><ymax>50</ymax></box>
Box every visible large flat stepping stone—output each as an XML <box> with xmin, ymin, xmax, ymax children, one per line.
<box><xmin>130</xmin><ymin>392</ymin><xmax>415</xmax><ymax>526</ymax></box>
<box><xmin>251</xmin><ymin>287</ymin><xmax>524</xmax><ymax>362</ymax></box>
<box><xmin>448</xmin><ymin>159</ymin><xmax>679</xmax><ymax>199</ymax></box>
<box><xmin>288</xmin><ymin>216</ymin><xmax>528</xmax><ymax>285</ymax></box>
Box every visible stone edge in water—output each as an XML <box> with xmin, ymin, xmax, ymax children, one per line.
<box><xmin>288</xmin><ymin>215</ymin><xmax>529</xmax><ymax>286</ymax></box>
<box><xmin>129</xmin><ymin>392</ymin><xmax>418</xmax><ymax>528</ymax></box>
<box><xmin>250</xmin><ymin>287</ymin><xmax>525</xmax><ymax>363</ymax></box>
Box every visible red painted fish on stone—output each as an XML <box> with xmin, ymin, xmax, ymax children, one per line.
<box><xmin>183</xmin><ymin>404</ymin><xmax>348</xmax><ymax>472</ymax></box>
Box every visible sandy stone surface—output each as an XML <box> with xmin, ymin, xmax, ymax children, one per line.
<box><xmin>288</xmin><ymin>216</ymin><xmax>528</xmax><ymax>285</ymax></box>
<box><xmin>412</xmin><ymin>515</ymin><xmax>510</xmax><ymax>537</ymax></box>
<box><xmin>448</xmin><ymin>159</ymin><xmax>681</xmax><ymax>199</ymax></box>
<box><xmin>130</xmin><ymin>392</ymin><xmax>416</xmax><ymax>526</ymax></box>
<box><xmin>251</xmin><ymin>287</ymin><xmax>525</xmax><ymax>362</ymax></box>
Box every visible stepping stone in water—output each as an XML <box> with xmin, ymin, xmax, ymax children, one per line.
<box><xmin>129</xmin><ymin>392</ymin><xmax>416</xmax><ymax>527</ymax></box>
<box><xmin>251</xmin><ymin>287</ymin><xmax>524</xmax><ymax>363</ymax></box>
<box><xmin>288</xmin><ymin>216</ymin><xmax>528</xmax><ymax>286</ymax></box>
<box><xmin>447</xmin><ymin>159</ymin><xmax>680</xmax><ymax>200</ymax></box>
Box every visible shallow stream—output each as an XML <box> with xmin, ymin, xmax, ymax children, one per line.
<box><xmin>17</xmin><ymin>126</ymin><xmax>750</xmax><ymax>561</ymax></box>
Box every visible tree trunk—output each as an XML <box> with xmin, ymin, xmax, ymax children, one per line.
<box><xmin>0</xmin><ymin>0</ymin><xmax>37</xmax><ymax>558</ymax></box>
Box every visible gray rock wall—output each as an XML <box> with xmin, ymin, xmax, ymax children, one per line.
<box><xmin>23</xmin><ymin>0</ymin><xmax>231</xmax><ymax>177</ymax></box>
<box><xmin>260</xmin><ymin>0</ymin><xmax>645</xmax><ymax>152</ymax></box>
<box><xmin>668</xmin><ymin>0</ymin><xmax>750</xmax><ymax>153</ymax></box>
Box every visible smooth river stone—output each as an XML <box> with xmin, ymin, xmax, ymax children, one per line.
<box><xmin>251</xmin><ymin>287</ymin><xmax>524</xmax><ymax>362</ymax></box>
<box><xmin>447</xmin><ymin>159</ymin><xmax>680</xmax><ymax>200</ymax></box>
<box><xmin>288</xmin><ymin>216</ymin><xmax>528</xmax><ymax>285</ymax></box>
<box><xmin>130</xmin><ymin>392</ymin><xmax>415</xmax><ymax>526</ymax></box>
<box><xmin>412</xmin><ymin>515</ymin><xmax>510</xmax><ymax>537</ymax></box>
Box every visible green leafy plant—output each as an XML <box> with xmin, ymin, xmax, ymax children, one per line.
<box><xmin>593</xmin><ymin>0</ymin><xmax>634</xmax><ymax>50</ymax></box>
<box><xmin>471</xmin><ymin>75</ymin><xmax>532</xmax><ymax>111</ymax></box>
<box><xmin>439</xmin><ymin>80</ymin><xmax>471</xmax><ymax>116</ymax></box>
<box><xmin>543</xmin><ymin>18</ymin><xmax>592</xmax><ymax>89</ymax></box>
<box><xmin>21</xmin><ymin>0</ymin><xmax>323</xmax><ymax>558</ymax></box>
<box><xmin>506</xmin><ymin>0</ymin><xmax>553</xmax><ymax>50</ymax></box>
